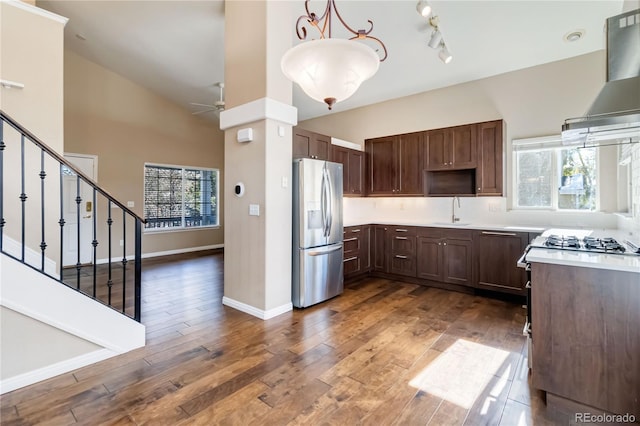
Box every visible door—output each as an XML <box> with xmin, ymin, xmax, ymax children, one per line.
<box><xmin>425</xmin><ymin>128</ymin><xmax>449</xmax><ymax>170</ymax></box>
<box><xmin>347</xmin><ymin>150</ymin><xmax>364</xmax><ymax>196</ymax></box>
<box><xmin>293</xmin><ymin>243</ymin><xmax>344</xmax><ymax>308</ymax></box>
<box><xmin>294</xmin><ymin>159</ymin><xmax>343</xmax><ymax>249</ymax></box>
<box><xmin>450</xmin><ymin>124</ymin><xmax>477</xmax><ymax>169</ymax></box>
<box><xmin>366</xmin><ymin>137</ymin><xmax>397</xmax><ymax>195</ymax></box>
<box><xmin>442</xmin><ymin>238</ymin><xmax>473</xmax><ymax>286</ymax></box>
<box><xmin>62</xmin><ymin>154</ymin><xmax>96</xmax><ymax>267</ymax></box>
<box><xmin>417</xmin><ymin>236</ymin><xmax>442</xmax><ymax>281</ymax></box>
<box><xmin>293</xmin><ymin>128</ymin><xmax>311</xmax><ymax>159</ymax></box>
<box><xmin>325</xmin><ymin>161</ymin><xmax>343</xmax><ymax>245</ymax></box>
<box><xmin>398</xmin><ymin>132</ymin><xmax>423</xmax><ymax>194</ymax></box>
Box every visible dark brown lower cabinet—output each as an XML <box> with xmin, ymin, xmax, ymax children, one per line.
<box><xmin>474</xmin><ymin>230</ymin><xmax>528</xmax><ymax>295</ymax></box>
<box><xmin>388</xmin><ymin>227</ymin><xmax>417</xmax><ymax>277</ymax></box>
<box><xmin>343</xmin><ymin>225</ymin><xmax>370</xmax><ymax>279</ymax></box>
<box><xmin>417</xmin><ymin>228</ymin><xmax>473</xmax><ymax>287</ymax></box>
<box><xmin>531</xmin><ymin>262</ymin><xmax>639</xmax><ymax>418</ymax></box>
<box><xmin>372</xmin><ymin>225</ymin><xmax>388</xmax><ymax>273</ymax></box>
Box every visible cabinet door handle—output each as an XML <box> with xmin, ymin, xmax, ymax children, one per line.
<box><xmin>395</xmin><ymin>236</ymin><xmax>407</xmax><ymax>240</ymax></box>
<box><xmin>351</xmin><ymin>229</ymin><xmax>361</xmax><ymax>233</ymax></box>
<box><xmin>395</xmin><ymin>229</ymin><xmax>408</xmax><ymax>232</ymax></box>
<box><xmin>344</xmin><ymin>256</ymin><xmax>359</xmax><ymax>262</ymax></box>
<box><xmin>344</xmin><ymin>237</ymin><xmax>358</xmax><ymax>242</ymax></box>
<box><xmin>477</xmin><ymin>187</ymin><xmax>481</xmax><ymax>191</ymax></box>
<box><xmin>482</xmin><ymin>231</ymin><xmax>517</xmax><ymax>237</ymax></box>
<box><xmin>525</xmin><ymin>280</ymin><xmax>531</xmax><ymax>289</ymax></box>
<box><xmin>395</xmin><ymin>255</ymin><xmax>408</xmax><ymax>259</ymax></box>
<box><xmin>443</xmin><ymin>242</ymin><xmax>447</xmax><ymax>246</ymax></box>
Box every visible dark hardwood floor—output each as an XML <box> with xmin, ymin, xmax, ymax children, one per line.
<box><xmin>1</xmin><ymin>250</ymin><xmax>565</xmax><ymax>425</ymax></box>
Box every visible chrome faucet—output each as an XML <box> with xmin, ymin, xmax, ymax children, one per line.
<box><xmin>452</xmin><ymin>196</ymin><xmax>461</xmax><ymax>223</ymax></box>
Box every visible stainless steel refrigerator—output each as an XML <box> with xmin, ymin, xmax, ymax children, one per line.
<box><xmin>292</xmin><ymin>158</ymin><xmax>344</xmax><ymax>308</ymax></box>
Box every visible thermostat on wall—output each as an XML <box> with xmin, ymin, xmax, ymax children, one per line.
<box><xmin>234</xmin><ymin>182</ymin><xmax>245</xmax><ymax>197</ymax></box>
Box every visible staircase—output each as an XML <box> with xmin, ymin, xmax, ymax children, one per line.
<box><xmin>0</xmin><ymin>110</ymin><xmax>146</xmax><ymax>393</ymax></box>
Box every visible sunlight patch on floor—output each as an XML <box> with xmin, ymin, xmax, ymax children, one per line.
<box><xmin>409</xmin><ymin>339</ymin><xmax>510</xmax><ymax>409</ymax></box>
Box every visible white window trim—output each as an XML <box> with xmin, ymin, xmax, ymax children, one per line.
<box><xmin>512</xmin><ymin>135</ymin><xmax>600</xmax><ymax>212</ymax></box>
<box><xmin>143</xmin><ymin>162</ymin><xmax>220</xmax><ymax>233</ymax></box>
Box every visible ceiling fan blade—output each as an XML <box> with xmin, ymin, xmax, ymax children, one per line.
<box><xmin>192</xmin><ymin>108</ymin><xmax>217</xmax><ymax>115</ymax></box>
<box><xmin>190</xmin><ymin>102</ymin><xmax>216</xmax><ymax>108</ymax></box>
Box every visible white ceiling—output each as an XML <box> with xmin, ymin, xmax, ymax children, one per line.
<box><xmin>36</xmin><ymin>1</ymin><xmax>624</xmax><ymax>123</ymax></box>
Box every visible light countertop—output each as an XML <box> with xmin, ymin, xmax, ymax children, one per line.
<box><xmin>343</xmin><ymin>221</ymin><xmax>546</xmax><ymax>233</ymax></box>
<box><xmin>343</xmin><ymin>222</ymin><xmax>640</xmax><ymax>273</ymax></box>
<box><xmin>525</xmin><ymin>247</ymin><xmax>640</xmax><ymax>273</ymax></box>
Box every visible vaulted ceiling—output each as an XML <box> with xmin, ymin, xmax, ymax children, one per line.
<box><xmin>37</xmin><ymin>1</ymin><xmax>624</xmax><ymax>123</ymax></box>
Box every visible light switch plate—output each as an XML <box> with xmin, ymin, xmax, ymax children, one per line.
<box><xmin>249</xmin><ymin>204</ymin><xmax>260</xmax><ymax>216</ymax></box>
<box><xmin>127</xmin><ymin>201</ymin><xmax>135</xmax><ymax>208</ymax></box>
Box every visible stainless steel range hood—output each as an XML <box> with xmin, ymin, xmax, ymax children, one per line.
<box><xmin>562</xmin><ymin>8</ymin><xmax>640</xmax><ymax>147</ymax></box>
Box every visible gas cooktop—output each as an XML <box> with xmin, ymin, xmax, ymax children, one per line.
<box><xmin>532</xmin><ymin>235</ymin><xmax>640</xmax><ymax>256</ymax></box>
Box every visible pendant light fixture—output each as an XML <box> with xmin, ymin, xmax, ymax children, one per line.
<box><xmin>281</xmin><ymin>0</ymin><xmax>388</xmax><ymax>110</ymax></box>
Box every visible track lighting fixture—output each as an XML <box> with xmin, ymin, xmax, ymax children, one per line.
<box><xmin>416</xmin><ymin>0</ymin><xmax>432</xmax><ymax>18</ymax></box>
<box><xmin>424</xmin><ymin>15</ymin><xmax>453</xmax><ymax>64</ymax></box>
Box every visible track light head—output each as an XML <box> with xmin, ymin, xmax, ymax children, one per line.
<box><xmin>439</xmin><ymin>44</ymin><xmax>453</xmax><ymax>64</ymax></box>
<box><xmin>428</xmin><ymin>29</ymin><xmax>442</xmax><ymax>49</ymax></box>
<box><xmin>416</xmin><ymin>1</ymin><xmax>432</xmax><ymax>17</ymax></box>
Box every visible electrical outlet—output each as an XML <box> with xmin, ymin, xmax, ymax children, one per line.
<box><xmin>119</xmin><ymin>239</ymin><xmax>124</xmax><ymax>247</ymax></box>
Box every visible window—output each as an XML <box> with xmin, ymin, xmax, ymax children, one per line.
<box><xmin>513</xmin><ymin>136</ymin><xmax>598</xmax><ymax>211</ymax></box>
<box><xmin>144</xmin><ymin>164</ymin><xmax>219</xmax><ymax>230</ymax></box>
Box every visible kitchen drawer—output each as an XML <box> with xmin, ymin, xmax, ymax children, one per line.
<box><xmin>344</xmin><ymin>256</ymin><xmax>361</xmax><ymax>275</ymax></box>
<box><xmin>343</xmin><ymin>236</ymin><xmax>360</xmax><ymax>254</ymax></box>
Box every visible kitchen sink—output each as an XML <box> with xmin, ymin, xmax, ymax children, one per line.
<box><xmin>431</xmin><ymin>222</ymin><xmax>471</xmax><ymax>227</ymax></box>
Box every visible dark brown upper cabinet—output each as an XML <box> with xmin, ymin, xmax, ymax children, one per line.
<box><xmin>475</xmin><ymin>120</ymin><xmax>504</xmax><ymax>196</ymax></box>
<box><xmin>365</xmin><ymin>132</ymin><xmax>423</xmax><ymax>196</ymax></box>
<box><xmin>425</xmin><ymin>124</ymin><xmax>477</xmax><ymax>171</ymax></box>
<box><xmin>331</xmin><ymin>145</ymin><xmax>364</xmax><ymax>197</ymax></box>
<box><xmin>293</xmin><ymin>127</ymin><xmax>330</xmax><ymax>160</ymax></box>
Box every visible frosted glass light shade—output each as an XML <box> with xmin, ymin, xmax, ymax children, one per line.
<box><xmin>281</xmin><ymin>38</ymin><xmax>380</xmax><ymax>110</ymax></box>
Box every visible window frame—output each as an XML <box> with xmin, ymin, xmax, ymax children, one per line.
<box><xmin>511</xmin><ymin>136</ymin><xmax>600</xmax><ymax>212</ymax></box>
<box><xmin>143</xmin><ymin>162</ymin><xmax>220</xmax><ymax>233</ymax></box>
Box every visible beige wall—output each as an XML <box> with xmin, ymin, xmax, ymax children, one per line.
<box><xmin>0</xmin><ymin>1</ymin><xmax>66</xmax><ymax>268</ymax></box>
<box><xmin>0</xmin><ymin>306</ymin><xmax>100</xmax><ymax>380</ymax></box>
<box><xmin>63</xmin><ymin>50</ymin><xmax>225</xmax><ymax>256</ymax></box>
<box><xmin>301</xmin><ymin>51</ymin><xmax>624</xmax><ymax>227</ymax></box>
<box><xmin>222</xmin><ymin>0</ymin><xmax>293</xmax><ymax>314</ymax></box>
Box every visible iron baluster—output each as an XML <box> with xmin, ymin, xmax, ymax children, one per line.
<box><xmin>107</xmin><ymin>200</ymin><xmax>113</xmax><ymax>306</ymax></box>
<box><xmin>134</xmin><ymin>219</ymin><xmax>142</xmax><ymax>322</ymax></box>
<box><xmin>20</xmin><ymin>134</ymin><xmax>27</xmax><ymax>261</ymax></box>
<box><xmin>39</xmin><ymin>150</ymin><xmax>47</xmax><ymax>271</ymax></box>
<box><xmin>59</xmin><ymin>163</ymin><xmax>65</xmax><ymax>281</ymax></box>
<box><xmin>0</xmin><ymin>118</ymin><xmax>4</xmax><ymax>251</ymax></box>
<box><xmin>0</xmin><ymin>110</ymin><xmax>144</xmax><ymax>322</ymax></box>
<box><xmin>92</xmin><ymin>188</ymin><xmax>98</xmax><ymax>298</ymax></box>
<box><xmin>122</xmin><ymin>210</ymin><xmax>127</xmax><ymax>314</ymax></box>
<box><xmin>75</xmin><ymin>176</ymin><xmax>81</xmax><ymax>290</ymax></box>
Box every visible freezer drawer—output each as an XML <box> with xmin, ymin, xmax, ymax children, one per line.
<box><xmin>293</xmin><ymin>243</ymin><xmax>344</xmax><ymax>308</ymax></box>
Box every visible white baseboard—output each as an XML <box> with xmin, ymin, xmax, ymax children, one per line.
<box><xmin>222</xmin><ymin>296</ymin><xmax>292</xmax><ymax>320</ymax></box>
<box><xmin>95</xmin><ymin>244</ymin><xmax>224</xmax><ymax>265</ymax></box>
<box><xmin>0</xmin><ymin>348</ymin><xmax>116</xmax><ymax>395</ymax></box>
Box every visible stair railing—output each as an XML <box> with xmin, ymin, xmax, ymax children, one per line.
<box><xmin>0</xmin><ymin>110</ymin><xmax>144</xmax><ymax>321</ymax></box>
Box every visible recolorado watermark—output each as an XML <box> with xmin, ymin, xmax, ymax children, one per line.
<box><xmin>575</xmin><ymin>412</ymin><xmax>636</xmax><ymax>423</ymax></box>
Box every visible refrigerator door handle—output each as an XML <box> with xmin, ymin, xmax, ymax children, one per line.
<box><xmin>320</xmin><ymin>168</ymin><xmax>328</xmax><ymax>237</ymax></box>
<box><xmin>325</xmin><ymin>166</ymin><xmax>333</xmax><ymax>236</ymax></box>
<box><xmin>308</xmin><ymin>243</ymin><xmax>343</xmax><ymax>256</ymax></box>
